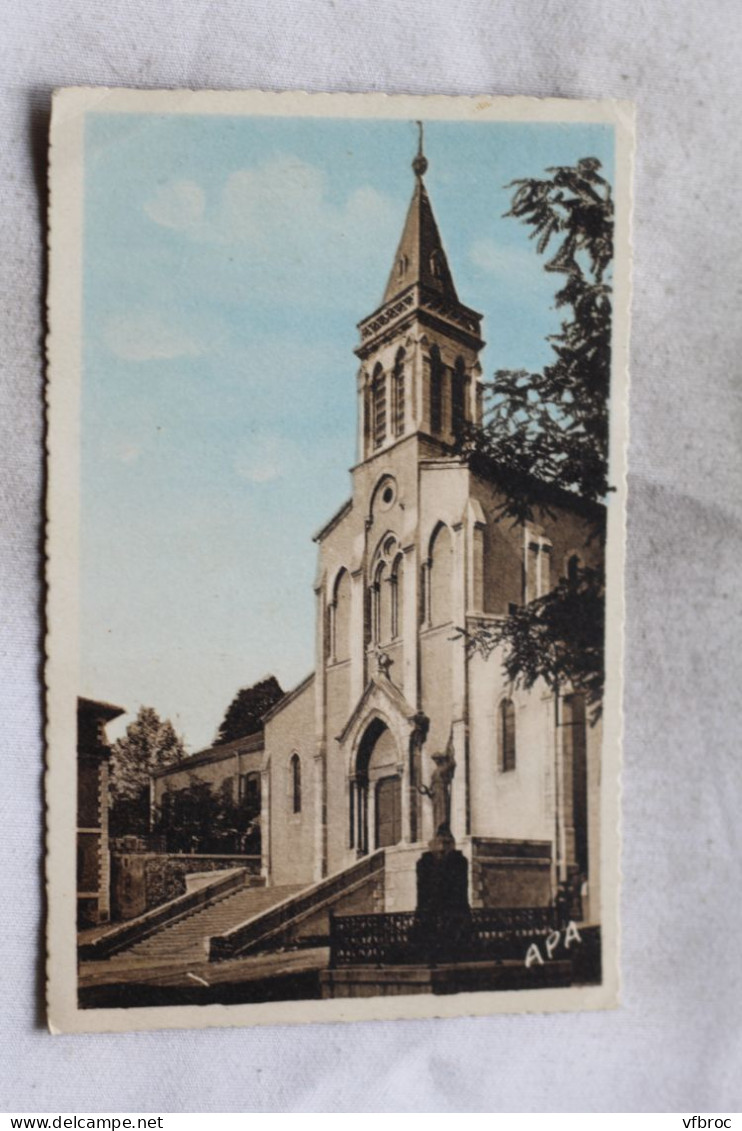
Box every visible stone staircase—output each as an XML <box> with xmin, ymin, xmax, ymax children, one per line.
<box><xmin>104</xmin><ymin>883</ymin><xmax>304</xmax><ymax>966</ymax></box>
<box><xmin>210</xmin><ymin>850</ymin><xmax>386</xmax><ymax>961</ymax></box>
<box><xmin>82</xmin><ymin>852</ymin><xmax>386</xmax><ymax>980</ymax></box>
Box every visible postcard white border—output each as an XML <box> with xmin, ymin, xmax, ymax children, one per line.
<box><xmin>46</xmin><ymin>88</ymin><xmax>633</xmax><ymax>1034</ymax></box>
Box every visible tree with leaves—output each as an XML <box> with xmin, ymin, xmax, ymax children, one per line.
<box><xmin>215</xmin><ymin>675</ymin><xmax>284</xmax><ymax>746</ymax></box>
<box><xmin>109</xmin><ymin>706</ymin><xmax>186</xmax><ymax>836</ymax></box>
<box><xmin>154</xmin><ymin>778</ymin><xmax>222</xmax><ymax>852</ymax></box>
<box><xmin>154</xmin><ymin>776</ymin><xmax>260</xmax><ymax>854</ymax></box>
<box><xmin>458</xmin><ymin>158</ymin><xmax>612</xmax><ymax>713</ymax></box>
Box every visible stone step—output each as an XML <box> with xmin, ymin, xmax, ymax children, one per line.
<box><xmin>126</xmin><ymin>893</ymin><xmax>295</xmax><ymax>947</ymax></box>
<box><xmin>121</xmin><ymin>884</ymin><xmax>304</xmax><ymax>962</ymax></box>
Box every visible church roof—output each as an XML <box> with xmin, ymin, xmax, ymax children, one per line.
<box><xmin>381</xmin><ymin>162</ymin><xmax>459</xmax><ymax>306</ymax></box>
<box><xmin>313</xmin><ymin>498</ymin><xmax>352</xmax><ymax>544</ymax></box>
<box><xmin>261</xmin><ymin>671</ymin><xmax>316</xmax><ymax>725</ymax></box>
<box><xmin>151</xmin><ymin>731</ymin><xmax>264</xmax><ymax>779</ymax></box>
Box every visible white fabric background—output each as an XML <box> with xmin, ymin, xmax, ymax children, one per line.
<box><xmin>1</xmin><ymin>0</ymin><xmax>741</xmax><ymax>1113</ymax></box>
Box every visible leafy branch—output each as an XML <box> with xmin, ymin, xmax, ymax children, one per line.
<box><xmin>457</xmin><ymin>158</ymin><xmax>613</xmax><ymax>712</ymax></box>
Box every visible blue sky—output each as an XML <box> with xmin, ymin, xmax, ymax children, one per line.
<box><xmin>81</xmin><ymin>112</ymin><xmax>614</xmax><ymax>750</ymax></box>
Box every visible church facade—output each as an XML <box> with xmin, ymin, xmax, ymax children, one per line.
<box><xmin>154</xmin><ymin>144</ymin><xmax>603</xmax><ymax>924</ymax></box>
<box><xmin>258</xmin><ymin>145</ymin><xmax>603</xmax><ymax>923</ymax></box>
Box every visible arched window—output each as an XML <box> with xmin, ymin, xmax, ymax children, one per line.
<box><xmin>332</xmin><ymin>569</ymin><xmax>351</xmax><ymax>663</ymax></box>
<box><xmin>391</xmin><ymin>554</ymin><xmax>404</xmax><ymax>639</ymax></box>
<box><xmin>374</xmin><ymin>561</ymin><xmax>393</xmax><ymax>644</ymax></box>
<box><xmin>372</xmin><ymin>363</ymin><xmax>386</xmax><ymax>449</ymax></box>
<box><xmin>392</xmin><ymin>348</ymin><xmax>405</xmax><ymax>437</ymax></box>
<box><xmin>429</xmin><ymin>345</ymin><xmax>444</xmax><ymax>433</ymax></box>
<box><xmin>369</xmin><ymin>534</ymin><xmax>402</xmax><ymax>647</ymax></box>
<box><xmin>290</xmin><ymin>753</ymin><xmax>302</xmax><ymax>814</ymax></box>
<box><xmin>499</xmin><ymin>699</ymin><xmax>516</xmax><ymax>773</ymax></box>
<box><xmin>451</xmin><ymin>356</ymin><xmax>467</xmax><ymax>437</ymax></box>
<box><xmin>526</xmin><ymin>536</ymin><xmax>553</xmax><ymax>602</ymax></box>
<box><xmin>428</xmin><ymin>523</ymin><xmax>453</xmax><ymax>627</ymax></box>
<box><xmin>370</xmin><ymin>565</ymin><xmax>380</xmax><ymax>643</ymax></box>
<box><xmin>363</xmin><ymin>380</ymin><xmax>371</xmax><ymax>452</ymax></box>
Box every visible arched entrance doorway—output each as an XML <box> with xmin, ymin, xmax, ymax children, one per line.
<box><xmin>352</xmin><ymin>719</ymin><xmax>402</xmax><ymax>854</ymax></box>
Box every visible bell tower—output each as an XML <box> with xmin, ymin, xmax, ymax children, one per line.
<box><xmin>355</xmin><ymin>123</ymin><xmax>485</xmax><ymax>462</ymax></box>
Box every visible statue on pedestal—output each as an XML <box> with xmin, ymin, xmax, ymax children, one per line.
<box><xmin>418</xmin><ymin>732</ymin><xmax>456</xmax><ymax>851</ymax></box>
<box><xmin>413</xmin><ymin>730</ymin><xmax>471</xmax><ymax>962</ymax></box>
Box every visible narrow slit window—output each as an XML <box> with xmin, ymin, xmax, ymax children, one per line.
<box><xmin>500</xmin><ymin>699</ymin><xmax>516</xmax><ymax>772</ymax></box>
<box><xmin>290</xmin><ymin>753</ymin><xmax>302</xmax><ymax>814</ymax></box>
<box><xmin>430</xmin><ymin>346</ymin><xmax>443</xmax><ymax>433</ymax></box>
<box><xmin>392</xmin><ymin>349</ymin><xmax>405</xmax><ymax>437</ymax></box>
<box><xmin>452</xmin><ymin>357</ymin><xmax>466</xmax><ymax>437</ymax></box>
<box><xmin>372</xmin><ymin>364</ymin><xmax>386</xmax><ymax>448</ymax></box>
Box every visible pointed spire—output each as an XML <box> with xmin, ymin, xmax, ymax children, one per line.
<box><xmin>382</xmin><ymin>123</ymin><xmax>459</xmax><ymax>305</ymax></box>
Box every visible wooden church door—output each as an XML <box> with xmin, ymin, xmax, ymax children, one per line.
<box><xmin>375</xmin><ymin>775</ymin><xmax>401</xmax><ymax>848</ymax></box>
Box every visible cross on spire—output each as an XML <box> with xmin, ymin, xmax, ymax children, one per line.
<box><xmin>412</xmin><ymin>120</ymin><xmax>428</xmax><ymax>178</ymax></box>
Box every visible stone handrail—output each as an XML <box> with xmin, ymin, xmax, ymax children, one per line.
<box><xmin>210</xmin><ymin>850</ymin><xmax>385</xmax><ymax>961</ymax></box>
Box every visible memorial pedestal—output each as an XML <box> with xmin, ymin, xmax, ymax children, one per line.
<box><xmin>412</xmin><ymin>834</ymin><xmax>472</xmax><ymax>964</ymax></box>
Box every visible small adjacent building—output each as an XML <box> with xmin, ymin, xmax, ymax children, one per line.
<box><xmin>151</xmin><ymin>732</ymin><xmax>264</xmax><ymax>855</ymax></box>
<box><xmin>77</xmin><ymin>697</ymin><xmax>124</xmax><ymax>927</ymax></box>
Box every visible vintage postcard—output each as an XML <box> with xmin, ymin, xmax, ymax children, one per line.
<box><xmin>46</xmin><ymin>89</ymin><xmax>633</xmax><ymax>1033</ymax></box>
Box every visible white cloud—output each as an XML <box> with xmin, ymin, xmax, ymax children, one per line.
<box><xmin>234</xmin><ymin>433</ymin><xmax>300</xmax><ymax>484</ymax></box>
<box><xmin>103</xmin><ymin>311</ymin><xmax>205</xmax><ymax>361</ymax></box>
<box><xmin>219</xmin><ymin>158</ymin><xmax>397</xmax><ymax>309</ymax></box>
<box><xmin>139</xmin><ymin>157</ymin><xmax>398</xmax><ymax>310</ymax></box>
<box><xmin>223</xmin><ymin>157</ymin><xmax>396</xmax><ymax>258</ymax></box>
<box><xmin>221</xmin><ymin>157</ymin><xmax>326</xmax><ymax>245</ymax></box>
<box><xmin>144</xmin><ymin>180</ymin><xmax>205</xmax><ymax>231</ymax></box>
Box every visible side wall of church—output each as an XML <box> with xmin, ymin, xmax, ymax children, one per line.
<box><xmin>468</xmin><ymin>653</ymin><xmax>554</xmax><ymax>843</ymax></box>
<box><xmin>470</xmin><ymin>474</ymin><xmax>604</xmax><ymax>617</ymax></box>
<box><xmin>466</xmin><ymin>472</ymin><xmax>604</xmax><ymax>905</ymax></box>
<box><xmin>264</xmin><ymin>679</ymin><xmax>317</xmax><ymax>888</ymax></box>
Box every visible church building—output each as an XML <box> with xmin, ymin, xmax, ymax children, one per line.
<box><xmin>156</xmin><ymin>139</ymin><xmax>603</xmax><ymax>924</ymax></box>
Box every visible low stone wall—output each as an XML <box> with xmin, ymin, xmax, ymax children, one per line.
<box><xmin>111</xmin><ymin>853</ymin><xmax>261</xmax><ymax>921</ymax></box>
<box><xmin>320</xmin><ymin>960</ymin><xmax>572</xmax><ymax>998</ymax></box>
<box><xmin>471</xmin><ymin>838</ymin><xmax>553</xmax><ymax>909</ymax></box>
<box><xmin>382</xmin><ymin>843</ymin><xmax>422</xmax><ymax>912</ymax></box>
<box><xmin>377</xmin><ymin>838</ymin><xmax>554</xmax><ymax>914</ymax></box>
